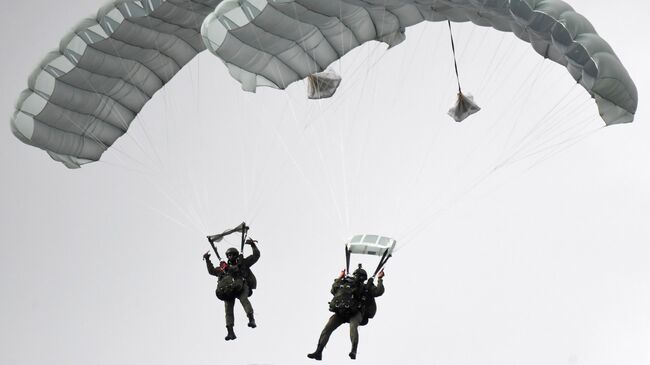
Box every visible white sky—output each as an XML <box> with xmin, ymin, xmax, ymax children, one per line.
<box><xmin>1</xmin><ymin>1</ymin><xmax>649</xmax><ymax>365</ymax></box>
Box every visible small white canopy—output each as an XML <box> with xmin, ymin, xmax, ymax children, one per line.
<box><xmin>346</xmin><ymin>234</ymin><xmax>396</xmax><ymax>257</ymax></box>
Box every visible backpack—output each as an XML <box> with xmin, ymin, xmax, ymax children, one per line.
<box><xmin>328</xmin><ymin>278</ymin><xmax>362</xmax><ymax>318</ymax></box>
<box><xmin>215</xmin><ymin>274</ymin><xmax>244</xmax><ymax>301</ymax></box>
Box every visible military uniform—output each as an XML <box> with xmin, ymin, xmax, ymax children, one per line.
<box><xmin>205</xmin><ymin>242</ymin><xmax>260</xmax><ymax>340</ymax></box>
<box><xmin>309</xmin><ymin>275</ymin><xmax>385</xmax><ymax>360</ymax></box>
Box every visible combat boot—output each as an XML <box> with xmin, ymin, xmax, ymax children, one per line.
<box><xmin>349</xmin><ymin>343</ymin><xmax>358</xmax><ymax>360</ymax></box>
<box><xmin>247</xmin><ymin>313</ymin><xmax>257</xmax><ymax>328</ymax></box>
<box><xmin>307</xmin><ymin>345</ymin><xmax>324</xmax><ymax>361</ymax></box>
<box><xmin>225</xmin><ymin>325</ymin><xmax>237</xmax><ymax>341</ymax></box>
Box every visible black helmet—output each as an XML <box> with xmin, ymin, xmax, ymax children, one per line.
<box><xmin>352</xmin><ymin>264</ymin><xmax>367</xmax><ymax>282</ymax></box>
<box><xmin>225</xmin><ymin>247</ymin><xmax>239</xmax><ymax>258</ymax></box>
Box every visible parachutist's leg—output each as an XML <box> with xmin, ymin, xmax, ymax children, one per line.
<box><xmin>318</xmin><ymin>314</ymin><xmax>345</xmax><ymax>347</ymax></box>
<box><xmin>225</xmin><ymin>299</ymin><xmax>235</xmax><ymax>327</ymax></box>
<box><xmin>348</xmin><ymin>312</ymin><xmax>363</xmax><ymax>359</ymax></box>
<box><xmin>308</xmin><ymin>314</ymin><xmax>345</xmax><ymax>360</ymax></box>
<box><xmin>224</xmin><ymin>299</ymin><xmax>237</xmax><ymax>340</ymax></box>
<box><xmin>238</xmin><ymin>284</ymin><xmax>256</xmax><ymax>328</ymax></box>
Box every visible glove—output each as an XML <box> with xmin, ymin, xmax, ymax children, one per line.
<box><xmin>245</xmin><ymin>238</ymin><xmax>257</xmax><ymax>246</ymax></box>
<box><xmin>203</xmin><ymin>252</ymin><xmax>211</xmax><ymax>260</ymax></box>
<box><xmin>378</xmin><ymin>270</ymin><xmax>385</xmax><ymax>279</ymax></box>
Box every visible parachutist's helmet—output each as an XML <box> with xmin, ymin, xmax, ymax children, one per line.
<box><xmin>352</xmin><ymin>264</ymin><xmax>368</xmax><ymax>282</ymax></box>
<box><xmin>225</xmin><ymin>247</ymin><xmax>239</xmax><ymax>260</ymax></box>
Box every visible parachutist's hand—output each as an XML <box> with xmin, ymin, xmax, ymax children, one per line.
<box><xmin>203</xmin><ymin>252</ymin><xmax>211</xmax><ymax>260</ymax></box>
<box><xmin>378</xmin><ymin>270</ymin><xmax>385</xmax><ymax>279</ymax></box>
<box><xmin>339</xmin><ymin>270</ymin><xmax>346</xmax><ymax>279</ymax></box>
<box><xmin>219</xmin><ymin>261</ymin><xmax>229</xmax><ymax>271</ymax></box>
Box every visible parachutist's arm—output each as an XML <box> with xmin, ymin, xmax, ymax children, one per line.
<box><xmin>205</xmin><ymin>257</ymin><xmax>222</xmax><ymax>277</ymax></box>
<box><xmin>372</xmin><ymin>278</ymin><xmax>385</xmax><ymax>297</ymax></box>
<box><xmin>243</xmin><ymin>242</ymin><xmax>260</xmax><ymax>267</ymax></box>
<box><xmin>330</xmin><ymin>278</ymin><xmax>343</xmax><ymax>295</ymax></box>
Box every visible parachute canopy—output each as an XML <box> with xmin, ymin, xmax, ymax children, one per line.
<box><xmin>11</xmin><ymin>0</ymin><xmax>223</xmax><ymax>168</ymax></box>
<box><xmin>347</xmin><ymin>234</ymin><xmax>397</xmax><ymax>257</ymax></box>
<box><xmin>345</xmin><ymin>234</ymin><xmax>395</xmax><ymax>278</ymax></box>
<box><xmin>203</xmin><ymin>0</ymin><xmax>637</xmax><ymax>124</ymax></box>
<box><xmin>11</xmin><ymin>0</ymin><xmax>638</xmax><ymax>168</ymax></box>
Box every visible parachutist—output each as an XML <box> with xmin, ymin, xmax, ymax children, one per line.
<box><xmin>307</xmin><ymin>265</ymin><xmax>385</xmax><ymax>360</ymax></box>
<box><xmin>204</xmin><ymin>225</ymin><xmax>260</xmax><ymax>340</ymax></box>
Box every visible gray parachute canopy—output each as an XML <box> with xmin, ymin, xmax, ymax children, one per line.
<box><xmin>11</xmin><ymin>0</ymin><xmax>223</xmax><ymax>168</ymax></box>
<box><xmin>11</xmin><ymin>0</ymin><xmax>638</xmax><ymax>168</ymax></box>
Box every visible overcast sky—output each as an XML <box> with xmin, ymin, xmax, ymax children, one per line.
<box><xmin>1</xmin><ymin>1</ymin><xmax>649</xmax><ymax>365</ymax></box>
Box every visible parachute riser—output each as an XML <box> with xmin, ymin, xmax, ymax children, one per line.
<box><xmin>206</xmin><ymin>238</ymin><xmax>222</xmax><ymax>261</ymax></box>
<box><xmin>345</xmin><ymin>245</ymin><xmax>351</xmax><ymax>275</ymax></box>
<box><xmin>206</xmin><ymin>222</ymin><xmax>249</xmax><ymax>261</ymax></box>
<box><xmin>372</xmin><ymin>250</ymin><xmax>392</xmax><ymax>278</ymax></box>
<box><xmin>240</xmin><ymin>224</ymin><xmax>249</xmax><ymax>254</ymax></box>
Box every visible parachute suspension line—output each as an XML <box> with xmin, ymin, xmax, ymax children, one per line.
<box><xmin>143</xmin><ymin>174</ymin><xmax>210</xmax><ymax>235</ymax></box>
<box><xmin>144</xmin><ymin>202</ymin><xmax>200</xmax><ymax>233</ymax></box>
<box><xmin>98</xmin><ymin>39</ymin><xmax>167</xmax><ymax>170</ymax></box>
<box><xmin>307</xmin><ymin>111</ymin><xmax>347</xmax><ymax>230</ymax></box>
<box><xmin>281</xmin><ymin>14</ymin><xmax>350</xmax><ymax>232</ymax></box>
<box><xmin>336</xmin><ymin>82</ymin><xmax>352</xmax><ymax>231</ymax></box>
<box><xmin>395</xmin><ymin>47</ymin><xmax>462</xmax><ymax>234</ymax></box>
<box><xmin>482</xmin><ymin>46</ymin><xmax>534</xmax><ymax>108</ymax></box>
<box><xmin>302</xmin><ymin>44</ymin><xmax>389</xmax><ymax>128</ymax></box>
<box><xmin>350</xmin><ymin>23</ymin><xmax>399</xmax><ymax>231</ymax></box>
<box><xmin>502</xmin><ymin>84</ymin><xmax>579</xmax><ymax>163</ymax></box>
<box><xmin>447</xmin><ymin>21</ymin><xmax>463</xmax><ymax>95</ymax></box>
<box><xmin>268</xmin><ymin>101</ymin><xmax>343</xmax><ymax>239</ymax></box>
<box><xmin>391</xmin><ymin>22</ymin><xmax>434</xmax><ymax>113</ymax></box>
<box><xmin>394</xmin><ymin>30</ymin><xmax>514</xmax><ymax>240</ymax></box>
<box><xmin>517</xmin><ymin>123</ymin><xmax>602</xmax><ymax>171</ymax></box>
<box><xmin>465</xmin><ymin>25</ymin><xmax>490</xmax><ymax>66</ymax></box>
<box><xmin>157</xmin><ymin>83</ymin><xmax>210</xmax><ymax>235</ymax></box>
<box><xmin>476</xmin><ymin>32</ymin><xmax>512</xmax><ymax>96</ymax></box>
<box><xmin>399</xmin><ymin>161</ymin><xmax>498</xmax><ymax>246</ymax></box>
<box><xmin>242</xmin><ymin>98</ymin><xmax>294</xmax><ymax>226</ymax></box>
<box><xmin>506</xmin><ymin>98</ymin><xmax>596</xmax><ymax>167</ymax></box>
<box><xmin>185</xmin><ymin>162</ymin><xmax>210</xmax><ymax>234</ymax></box>
<box><xmin>493</xmin><ymin>58</ymin><xmax>549</xmax><ymax>163</ymax></box>
<box><xmin>472</xmin><ymin>124</ymin><xmax>603</xmax><ymax>206</ymax></box>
